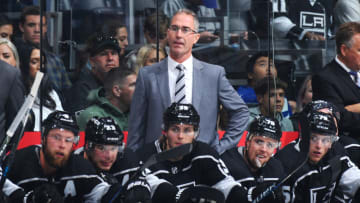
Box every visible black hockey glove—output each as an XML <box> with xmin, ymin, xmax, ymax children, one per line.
<box><xmin>177</xmin><ymin>186</ymin><xmax>225</xmax><ymax>203</ymax></box>
<box><xmin>25</xmin><ymin>183</ymin><xmax>64</xmax><ymax>203</ymax></box>
<box><xmin>123</xmin><ymin>179</ymin><xmax>151</xmax><ymax>203</ymax></box>
<box><xmin>250</xmin><ymin>183</ymin><xmax>284</xmax><ymax>203</ymax></box>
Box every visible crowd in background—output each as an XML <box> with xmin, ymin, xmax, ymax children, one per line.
<box><xmin>1</xmin><ymin>0</ymin><xmax>360</xmax><ymax>202</ymax></box>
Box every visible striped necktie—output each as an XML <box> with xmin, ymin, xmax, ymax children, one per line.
<box><xmin>349</xmin><ymin>71</ymin><xmax>360</xmax><ymax>87</ymax></box>
<box><xmin>175</xmin><ymin>64</ymin><xmax>186</xmax><ymax>103</ymax></box>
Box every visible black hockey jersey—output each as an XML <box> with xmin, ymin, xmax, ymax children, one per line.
<box><xmin>274</xmin><ymin>0</ymin><xmax>334</xmax><ymax>39</ymax></box>
<box><xmin>221</xmin><ymin>147</ymin><xmax>285</xmax><ymax>202</ymax></box>
<box><xmin>251</xmin><ymin>0</ymin><xmax>334</xmax><ymax>39</ymax></box>
<box><xmin>275</xmin><ymin>141</ymin><xmax>360</xmax><ymax>203</ymax></box>
<box><xmin>140</xmin><ymin>141</ymin><xmax>244</xmax><ymax>200</ymax></box>
<box><xmin>7</xmin><ymin>145</ymin><xmax>110</xmax><ymax>202</ymax></box>
<box><xmin>75</xmin><ymin>147</ymin><xmax>140</xmax><ymax>186</ymax></box>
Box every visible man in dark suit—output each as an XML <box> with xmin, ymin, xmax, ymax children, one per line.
<box><xmin>313</xmin><ymin>22</ymin><xmax>360</xmax><ymax>140</ymax></box>
<box><xmin>0</xmin><ymin>60</ymin><xmax>24</xmax><ymax>142</ymax></box>
<box><xmin>128</xmin><ymin>8</ymin><xmax>249</xmax><ymax>154</ymax></box>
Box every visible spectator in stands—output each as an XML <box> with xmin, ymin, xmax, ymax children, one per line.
<box><xmin>64</xmin><ymin>32</ymin><xmax>120</xmax><ymax>114</ymax></box>
<box><xmin>0</xmin><ymin>60</ymin><xmax>24</xmax><ymax>142</ymax></box>
<box><xmin>0</xmin><ymin>14</ymin><xmax>13</xmax><ymax>41</ymax></box>
<box><xmin>126</xmin><ymin>11</ymin><xmax>169</xmax><ymax>70</ymax></box>
<box><xmin>101</xmin><ymin>20</ymin><xmax>128</xmax><ymax>59</ymax></box>
<box><xmin>296</xmin><ymin>75</ymin><xmax>312</xmax><ymax>112</ymax></box>
<box><xmin>334</xmin><ymin>0</ymin><xmax>360</xmax><ymax>30</ymax></box>
<box><xmin>18</xmin><ymin>44</ymin><xmax>63</xmax><ymax>131</ymax></box>
<box><xmin>134</xmin><ymin>44</ymin><xmax>166</xmax><ymax>74</ymax></box>
<box><xmin>161</xmin><ymin>0</ymin><xmax>219</xmax><ymax>43</ymax></box>
<box><xmin>252</xmin><ymin>0</ymin><xmax>333</xmax><ymax>40</ymax></box>
<box><xmin>77</xmin><ymin>68</ymin><xmax>136</xmax><ymax>131</ymax></box>
<box><xmin>16</xmin><ymin>6</ymin><xmax>72</xmax><ymax>93</ymax></box>
<box><xmin>250</xmin><ymin>77</ymin><xmax>294</xmax><ymax>131</ymax></box>
<box><xmin>127</xmin><ymin>9</ymin><xmax>249</xmax><ymax>154</ymax></box>
<box><xmin>0</xmin><ymin>38</ymin><xmax>19</xmax><ymax>68</ymax></box>
<box><xmin>237</xmin><ymin>52</ymin><xmax>293</xmax><ymax>118</ymax></box>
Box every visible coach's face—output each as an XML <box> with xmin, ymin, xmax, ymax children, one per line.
<box><xmin>340</xmin><ymin>33</ymin><xmax>360</xmax><ymax>72</ymax></box>
<box><xmin>167</xmin><ymin>13</ymin><xmax>200</xmax><ymax>63</ymax></box>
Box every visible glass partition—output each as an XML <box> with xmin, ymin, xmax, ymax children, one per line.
<box><xmin>0</xmin><ymin>0</ymin><xmax>335</xmax><ymax>129</ymax></box>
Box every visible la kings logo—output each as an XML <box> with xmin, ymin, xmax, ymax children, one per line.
<box><xmin>300</xmin><ymin>11</ymin><xmax>325</xmax><ymax>36</ymax></box>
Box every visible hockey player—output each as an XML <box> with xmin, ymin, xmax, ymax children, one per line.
<box><xmin>221</xmin><ymin>115</ymin><xmax>285</xmax><ymax>203</ymax></box>
<box><xmin>276</xmin><ymin>111</ymin><xmax>360</xmax><ymax>202</ymax></box>
<box><xmin>5</xmin><ymin>111</ymin><xmax>135</xmax><ymax>202</ymax></box>
<box><xmin>297</xmin><ymin>100</ymin><xmax>360</xmax><ymax>167</ymax></box>
<box><xmin>137</xmin><ymin>103</ymin><xmax>248</xmax><ymax>202</ymax></box>
<box><xmin>75</xmin><ymin>116</ymin><xmax>151</xmax><ymax>202</ymax></box>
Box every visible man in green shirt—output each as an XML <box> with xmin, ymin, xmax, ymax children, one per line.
<box><xmin>77</xmin><ymin>68</ymin><xmax>136</xmax><ymax>131</ymax></box>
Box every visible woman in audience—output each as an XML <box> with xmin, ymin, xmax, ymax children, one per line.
<box><xmin>18</xmin><ymin>44</ymin><xmax>63</xmax><ymax>131</ymax></box>
<box><xmin>0</xmin><ymin>38</ymin><xmax>19</xmax><ymax>68</ymax></box>
<box><xmin>296</xmin><ymin>75</ymin><xmax>312</xmax><ymax>112</ymax></box>
<box><xmin>134</xmin><ymin>44</ymin><xmax>166</xmax><ymax>74</ymax></box>
<box><xmin>0</xmin><ymin>14</ymin><xmax>13</xmax><ymax>41</ymax></box>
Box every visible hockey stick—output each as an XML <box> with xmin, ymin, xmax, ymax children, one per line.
<box><xmin>109</xmin><ymin>143</ymin><xmax>193</xmax><ymax>203</ymax></box>
<box><xmin>252</xmin><ymin>155</ymin><xmax>309</xmax><ymax>203</ymax></box>
<box><xmin>0</xmin><ymin>72</ymin><xmax>44</xmax><ymax>188</ymax></box>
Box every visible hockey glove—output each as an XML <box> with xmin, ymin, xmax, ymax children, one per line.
<box><xmin>24</xmin><ymin>183</ymin><xmax>64</xmax><ymax>203</ymax></box>
<box><xmin>177</xmin><ymin>186</ymin><xmax>225</xmax><ymax>203</ymax></box>
<box><xmin>250</xmin><ymin>183</ymin><xmax>284</xmax><ymax>203</ymax></box>
<box><xmin>123</xmin><ymin>179</ymin><xmax>151</xmax><ymax>203</ymax></box>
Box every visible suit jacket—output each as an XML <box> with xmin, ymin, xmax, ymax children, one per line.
<box><xmin>127</xmin><ymin>57</ymin><xmax>249</xmax><ymax>154</ymax></box>
<box><xmin>312</xmin><ymin>59</ymin><xmax>360</xmax><ymax>138</ymax></box>
<box><xmin>0</xmin><ymin>60</ymin><xmax>25</xmax><ymax>142</ymax></box>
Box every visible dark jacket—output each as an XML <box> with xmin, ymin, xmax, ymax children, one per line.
<box><xmin>0</xmin><ymin>60</ymin><xmax>25</xmax><ymax>142</ymax></box>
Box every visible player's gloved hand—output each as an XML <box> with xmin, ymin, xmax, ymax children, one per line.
<box><xmin>250</xmin><ymin>183</ymin><xmax>284</xmax><ymax>203</ymax></box>
<box><xmin>177</xmin><ymin>186</ymin><xmax>225</xmax><ymax>203</ymax></box>
<box><xmin>123</xmin><ymin>179</ymin><xmax>151</xmax><ymax>203</ymax></box>
<box><xmin>25</xmin><ymin>183</ymin><xmax>64</xmax><ymax>203</ymax></box>
<box><xmin>152</xmin><ymin>182</ymin><xmax>178</xmax><ymax>203</ymax></box>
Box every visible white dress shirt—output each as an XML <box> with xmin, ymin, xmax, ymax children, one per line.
<box><xmin>336</xmin><ymin>55</ymin><xmax>360</xmax><ymax>83</ymax></box>
<box><xmin>168</xmin><ymin>55</ymin><xmax>193</xmax><ymax>104</ymax></box>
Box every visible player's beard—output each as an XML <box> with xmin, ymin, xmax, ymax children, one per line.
<box><xmin>43</xmin><ymin>145</ymin><xmax>70</xmax><ymax>169</ymax></box>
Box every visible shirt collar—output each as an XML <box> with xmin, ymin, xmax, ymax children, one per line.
<box><xmin>336</xmin><ymin>55</ymin><xmax>355</xmax><ymax>73</ymax></box>
<box><xmin>168</xmin><ymin>55</ymin><xmax>193</xmax><ymax>71</ymax></box>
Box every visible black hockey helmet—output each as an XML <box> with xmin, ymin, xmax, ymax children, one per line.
<box><xmin>308</xmin><ymin>111</ymin><xmax>337</xmax><ymax>137</ymax></box>
<box><xmin>42</xmin><ymin>111</ymin><xmax>79</xmax><ymax>140</ymax></box>
<box><xmin>85</xmin><ymin>117</ymin><xmax>124</xmax><ymax>146</ymax></box>
<box><xmin>303</xmin><ymin>100</ymin><xmax>340</xmax><ymax>122</ymax></box>
<box><xmin>163</xmin><ymin>103</ymin><xmax>200</xmax><ymax>131</ymax></box>
<box><xmin>248</xmin><ymin>115</ymin><xmax>282</xmax><ymax>142</ymax></box>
